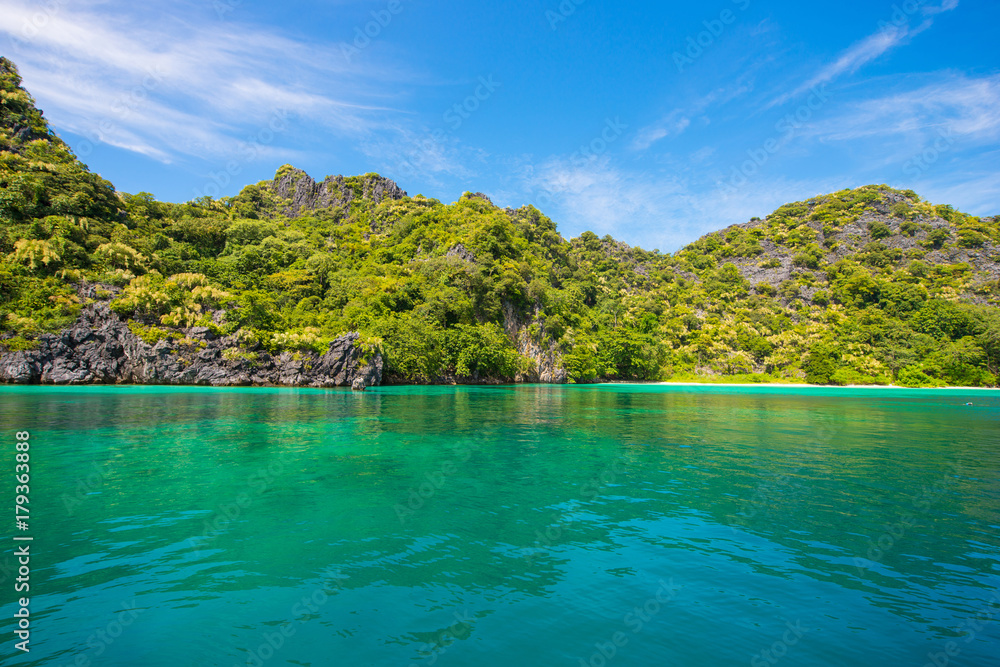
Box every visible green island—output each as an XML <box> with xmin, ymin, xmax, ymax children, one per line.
<box><xmin>1</xmin><ymin>56</ymin><xmax>998</xmax><ymax>388</ymax></box>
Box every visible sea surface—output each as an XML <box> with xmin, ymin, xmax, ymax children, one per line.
<box><xmin>1</xmin><ymin>384</ymin><xmax>998</xmax><ymax>666</ymax></box>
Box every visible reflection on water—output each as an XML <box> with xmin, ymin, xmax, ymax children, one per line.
<box><xmin>1</xmin><ymin>384</ymin><xmax>998</xmax><ymax>666</ymax></box>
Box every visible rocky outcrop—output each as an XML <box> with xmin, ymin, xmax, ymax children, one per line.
<box><xmin>705</xmin><ymin>202</ymin><xmax>1000</xmax><ymax>306</ymax></box>
<box><xmin>446</xmin><ymin>243</ymin><xmax>477</xmax><ymax>263</ymax></box>
<box><xmin>0</xmin><ymin>303</ymin><xmax>383</xmax><ymax>388</ymax></box>
<box><xmin>502</xmin><ymin>302</ymin><xmax>568</xmax><ymax>385</ymax></box>
<box><xmin>267</xmin><ymin>168</ymin><xmax>406</xmax><ymax>217</ymax></box>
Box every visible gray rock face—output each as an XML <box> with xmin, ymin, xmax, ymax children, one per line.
<box><xmin>502</xmin><ymin>302</ymin><xmax>568</xmax><ymax>385</ymax></box>
<box><xmin>269</xmin><ymin>169</ymin><xmax>406</xmax><ymax>217</ymax></box>
<box><xmin>446</xmin><ymin>243</ymin><xmax>477</xmax><ymax>263</ymax></box>
<box><xmin>708</xmin><ymin>202</ymin><xmax>1000</xmax><ymax>306</ymax></box>
<box><xmin>0</xmin><ymin>304</ymin><xmax>383</xmax><ymax>388</ymax></box>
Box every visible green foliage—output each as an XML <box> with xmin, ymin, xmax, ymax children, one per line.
<box><xmin>449</xmin><ymin>322</ymin><xmax>524</xmax><ymax>379</ymax></box>
<box><xmin>957</xmin><ymin>229</ymin><xmax>986</xmax><ymax>248</ymax></box>
<box><xmin>890</xmin><ymin>202</ymin><xmax>913</xmax><ymax>219</ymax></box>
<box><xmin>924</xmin><ymin>228</ymin><xmax>950</xmax><ymax>249</ymax></box>
<box><xmin>0</xmin><ymin>335</ymin><xmax>39</xmax><ymax>352</ymax></box>
<box><xmin>868</xmin><ymin>221</ymin><xmax>892</xmax><ymax>240</ymax></box>
<box><xmin>127</xmin><ymin>322</ymin><xmax>173</xmax><ymax>345</ymax></box>
<box><xmin>804</xmin><ymin>343</ymin><xmax>839</xmax><ymax>384</ymax></box>
<box><xmin>792</xmin><ymin>244</ymin><xmax>824</xmax><ymax>269</ymax></box>
<box><xmin>0</xmin><ymin>59</ymin><xmax>997</xmax><ymax>387</ymax></box>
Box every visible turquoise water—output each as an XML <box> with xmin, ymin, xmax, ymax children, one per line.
<box><xmin>1</xmin><ymin>384</ymin><xmax>998</xmax><ymax>666</ymax></box>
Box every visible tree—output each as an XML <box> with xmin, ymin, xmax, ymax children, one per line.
<box><xmin>804</xmin><ymin>342</ymin><xmax>838</xmax><ymax>384</ymax></box>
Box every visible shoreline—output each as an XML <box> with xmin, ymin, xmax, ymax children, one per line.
<box><xmin>655</xmin><ymin>381</ymin><xmax>999</xmax><ymax>390</ymax></box>
<box><xmin>2</xmin><ymin>379</ymin><xmax>997</xmax><ymax>391</ymax></box>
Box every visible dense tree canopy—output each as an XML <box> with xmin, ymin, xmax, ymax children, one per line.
<box><xmin>1</xmin><ymin>57</ymin><xmax>998</xmax><ymax>386</ymax></box>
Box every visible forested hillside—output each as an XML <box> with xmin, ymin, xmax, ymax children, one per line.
<box><xmin>1</xmin><ymin>56</ymin><xmax>998</xmax><ymax>386</ymax></box>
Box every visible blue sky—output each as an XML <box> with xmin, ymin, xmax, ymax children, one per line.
<box><xmin>2</xmin><ymin>0</ymin><xmax>997</xmax><ymax>251</ymax></box>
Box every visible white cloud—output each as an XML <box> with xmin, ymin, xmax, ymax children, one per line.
<box><xmin>359</xmin><ymin>125</ymin><xmax>487</xmax><ymax>189</ymax></box>
<box><xmin>632</xmin><ymin>112</ymin><xmax>691</xmax><ymax>151</ymax></box>
<box><xmin>911</xmin><ymin>164</ymin><xmax>1000</xmax><ymax>216</ymax></box>
<box><xmin>519</xmin><ymin>156</ymin><xmax>713</xmax><ymax>251</ymax></box>
<box><xmin>767</xmin><ymin>0</ymin><xmax>959</xmax><ymax>108</ymax></box>
<box><xmin>805</xmin><ymin>74</ymin><xmax>1000</xmax><ymax>146</ymax></box>
<box><xmin>0</xmin><ymin>0</ymin><xmax>409</xmax><ymax>164</ymax></box>
<box><xmin>632</xmin><ymin>82</ymin><xmax>753</xmax><ymax>152</ymax></box>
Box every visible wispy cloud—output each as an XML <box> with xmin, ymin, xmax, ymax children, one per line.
<box><xmin>804</xmin><ymin>74</ymin><xmax>1000</xmax><ymax>144</ymax></box>
<box><xmin>913</xmin><ymin>163</ymin><xmax>1000</xmax><ymax>215</ymax></box>
<box><xmin>767</xmin><ymin>0</ymin><xmax>960</xmax><ymax>108</ymax></box>
<box><xmin>520</xmin><ymin>156</ymin><xmax>708</xmax><ymax>251</ymax></box>
<box><xmin>0</xmin><ymin>0</ymin><xmax>411</xmax><ymax>164</ymax></box>
<box><xmin>519</xmin><ymin>153</ymin><xmax>856</xmax><ymax>251</ymax></box>
<box><xmin>632</xmin><ymin>112</ymin><xmax>691</xmax><ymax>151</ymax></box>
<box><xmin>359</xmin><ymin>125</ymin><xmax>487</xmax><ymax>188</ymax></box>
<box><xmin>632</xmin><ymin>83</ymin><xmax>753</xmax><ymax>152</ymax></box>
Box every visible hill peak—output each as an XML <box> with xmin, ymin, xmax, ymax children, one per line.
<box><xmin>232</xmin><ymin>166</ymin><xmax>407</xmax><ymax>218</ymax></box>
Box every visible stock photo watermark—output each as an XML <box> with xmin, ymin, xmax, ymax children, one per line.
<box><xmin>44</xmin><ymin>596</ymin><xmax>145</xmax><ymax>667</ymax></box>
<box><xmin>340</xmin><ymin>0</ymin><xmax>409</xmax><ymax>63</ymax></box>
<box><xmin>73</xmin><ymin>66</ymin><xmax>167</xmax><ymax>159</ymax></box>
<box><xmin>546</xmin><ymin>0</ymin><xmax>587</xmax><ymax>30</ymax></box>
<box><xmin>728</xmin><ymin>471</ymin><xmax>805</xmax><ymax>532</ymax></box>
<box><xmin>395</xmin><ymin>76</ymin><xmax>501</xmax><ymax>180</ymax></box>
<box><xmin>7</xmin><ymin>8</ymin><xmax>167</xmax><ymax>162</ymax></box>
<box><xmin>7</xmin><ymin>0</ymin><xmax>68</xmax><ymax>46</ymax></box>
<box><xmin>393</xmin><ymin>439</ymin><xmax>482</xmax><ymax>524</ymax></box>
<box><xmin>717</xmin><ymin>0</ymin><xmax>932</xmax><ymax>198</ymax></box>
<box><xmin>577</xmin><ymin>578</ymin><xmax>679</xmax><ymax>667</ymax></box>
<box><xmin>921</xmin><ymin>582</ymin><xmax>999</xmax><ymax>667</ymax></box>
<box><xmin>407</xmin><ymin>609</ymin><xmax>475</xmax><ymax>667</ymax></box>
<box><xmin>902</xmin><ymin>127</ymin><xmax>956</xmax><ymax>179</ymax></box>
<box><xmin>717</xmin><ymin>84</ymin><xmax>830</xmax><ymax>198</ymax></box>
<box><xmin>750</xmin><ymin>619</ymin><xmax>809</xmax><ymax>666</ymax></box>
<box><xmin>852</xmin><ymin>462</ymin><xmax>963</xmax><ymax>576</ymax></box>
<box><xmin>877</xmin><ymin>0</ymin><xmax>928</xmax><ymax>35</ymax></box>
<box><xmin>236</xmin><ymin>567</ymin><xmax>348</xmax><ymax>667</ymax></box>
<box><xmin>570</xmin><ymin>117</ymin><xmax>629</xmax><ymax>167</ymax></box>
<box><xmin>444</xmin><ymin>76</ymin><xmax>502</xmax><ymax>130</ymax></box>
<box><xmin>520</xmin><ymin>458</ymin><xmax>627</xmax><ymax>559</ymax></box>
<box><xmin>212</xmin><ymin>0</ymin><xmax>241</xmax><ymax>20</ymax></box>
<box><xmin>186</xmin><ymin>451</ymin><xmax>293</xmax><ymax>554</ymax></box>
<box><xmin>674</xmin><ymin>0</ymin><xmax>752</xmax><ymax>73</ymax></box>
<box><xmin>727</xmin><ymin>418</ymin><xmax>838</xmax><ymax>534</ymax></box>
<box><xmin>525</xmin><ymin>116</ymin><xmax>629</xmax><ymax>211</ymax></box>
<box><xmin>12</xmin><ymin>431</ymin><xmax>32</xmax><ymax>654</ymax></box>
<box><xmin>61</xmin><ymin>460</ymin><xmax>114</xmax><ymax>516</ymax></box>
<box><xmin>192</xmin><ymin>108</ymin><xmax>290</xmax><ymax>201</ymax></box>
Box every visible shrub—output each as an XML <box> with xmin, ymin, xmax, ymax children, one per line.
<box><xmin>95</xmin><ymin>242</ymin><xmax>145</xmax><ymax>271</ymax></box>
<box><xmin>448</xmin><ymin>322</ymin><xmax>524</xmax><ymax>379</ymax></box>
<box><xmin>779</xmin><ymin>280</ymin><xmax>800</xmax><ymax>300</ymax></box>
<box><xmin>891</xmin><ymin>202</ymin><xmax>913</xmax><ymax>219</ymax></box>
<box><xmin>0</xmin><ymin>335</ymin><xmax>39</xmax><ymax>352</ymax></box>
<box><xmin>127</xmin><ymin>322</ymin><xmax>172</xmax><ymax>345</ymax></box>
<box><xmin>804</xmin><ymin>343</ymin><xmax>838</xmax><ymax>384</ymax></box>
<box><xmin>830</xmin><ymin>367</ymin><xmax>866</xmax><ymax>385</ymax></box>
<box><xmin>222</xmin><ymin>348</ymin><xmax>258</xmax><ymax>362</ymax></box>
<box><xmin>924</xmin><ymin>228</ymin><xmax>949</xmax><ymax>249</ymax></box>
<box><xmin>898</xmin><ymin>365</ymin><xmax>942</xmax><ymax>388</ymax></box>
<box><xmin>957</xmin><ymin>230</ymin><xmax>986</xmax><ymax>248</ymax></box>
<box><xmin>11</xmin><ymin>238</ymin><xmax>61</xmax><ymax>271</ymax></box>
<box><xmin>271</xmin><ymin>327</ymin><xmax>326</xmax><ymax>353</ymax></box>
<box><xmin>868</xmin><ymin>221</ymin><xmax>892</xmax><ymax>240</ymax></box>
